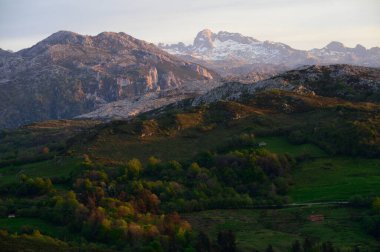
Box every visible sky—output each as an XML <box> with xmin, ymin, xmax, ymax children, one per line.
<box><xmin>0</xmin><ymin>0</ymin><xmax>379</xmax><ymax>51</ymax></box>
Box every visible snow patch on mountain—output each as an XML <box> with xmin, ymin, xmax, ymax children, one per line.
<box><xmin>159</xmin><ymin>29</ymin><xmax>380</xmax><ymax>75</ymax></box>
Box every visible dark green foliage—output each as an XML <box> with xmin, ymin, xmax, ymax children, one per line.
<box><xmin>266</xmin><ymin>244</ymin><xmax>275</xmax><ymax>252</ymax></box>
<box><xmin>303</xmin><ymin>237</ymin><xmax>315</xmax><ymax>252</ymax></box>
<box><xmin>1</xmin><ymin>175</ymin><xmax>54</xmax><ymax>196</ymax></box>
<box><xmin>196</xmin><ymin>231</ymin><xmax>212</xmax><ymax>252</ymax></box>
<box><xmin>292</xmin><ymin>240</ymin><xmax>302</xmax><ymax>252</ymax></box>
<box><xmin>217</xmin><ymin>230</ymin><xmax>236</xmax><ymax>252</ymax></box>
<box><xmin>288</xmin><ymin>130</ymin><xmax>307</xmax><ymax>145</ymax></box>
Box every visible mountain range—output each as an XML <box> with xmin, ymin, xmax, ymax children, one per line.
<box><xmin>1</xmin><ymin>29</ymin><xmax>380</xmax><ymax>128</ymax></box>
<box><xmin>0</xmin><ymin>31</ymin><xmax>218</xmax><ymax>128</ymax></box>
<box><xmin>159</xmin><ymin>29</ymin><xmax>380</xmax><ymax>77</ymax></box>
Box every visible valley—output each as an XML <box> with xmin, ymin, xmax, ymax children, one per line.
<box><xmin>0</xmin><ymin>78</ymin><xmax>379</xmax><ymax>251</ymax></box>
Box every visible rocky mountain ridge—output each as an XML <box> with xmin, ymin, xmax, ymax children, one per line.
<box><xmin>0</xmin><ymin>31</ymin><xmax>218</xmax><ymax>128</ymax></box>
<box><xmin>159</xmin><ymin>29</ymin><xmax>380</xmax><ymax>78</ymax></box>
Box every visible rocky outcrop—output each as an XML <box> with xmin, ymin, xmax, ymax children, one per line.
<box><xmin>0</xmin><ymin>31</ymin><xmax>219</xmax><ymax>128</ymax></box>
<box><xmin>77</xmin><ymin>79</ymin><xmax>221</xmax><ymax>120</ymax></box>
<box><xmin>145</xmin><ymin>67</ymin><xmax>159</xmax><ymax>91</ymax></box>
<box><xmin>193</xmin><ymin>65</ymin><xmax>380</xmax><ymax>105</ymax></box>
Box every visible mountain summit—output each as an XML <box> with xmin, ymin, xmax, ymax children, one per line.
<box><xmin>193</xmin><ymin>29</ymin><xmax>216</xmax><ymax>49</ymax></box>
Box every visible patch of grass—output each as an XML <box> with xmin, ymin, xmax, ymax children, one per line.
<box><xmin>81</xmin><ymin>124</ymin><xmax>246</xmax><ymax>164</ymax></box>
<box><xmin>0</xmin><ymin>217</ymin><xmax>70</xmax><ymax>240</ymax></box>
<box><xmin>0</xmin><ymin>234</ymin><xmax>72</xmax><ymax>252</ymax></box>
<box><xmin>290</xmin><ymin>157</ymin><xmax>380</xmax><ymax>202</ymax></box>
<box><xmin>0</xmin><ymin>158</ymin><xmax>81</xmax><ymax>186</ymax></box>
<box><xmin>256</xmin><ymin>136</ymin><xmax>327</xmax><ymax>158</ymax></box>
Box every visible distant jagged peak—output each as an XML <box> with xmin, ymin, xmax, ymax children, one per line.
<box><xmin>216</xmin><ymin>30</ymin><xmax>259</xmax><ymax>44</ymax></box>
<box><xmin>354</xmin><ymin>44</ymin><xmax>367</xmax><ymax>54</ymax></box>
<box><xmin>193</xmin><ymin>29</ymin><xmax>216</xmax><ymax>49</ymax></box>
<box><xmin>198</xmin><ymin>28</ymin><xmax>214</xmax><ymax>36</ymax></box>
<box><xmin>355</xmin><ymin>44</ymin><xmax>366</xmax><ymax>50</ymax></box>
<box><xmin>325</xmin><ymin>41</ymin><xmax>347</xmax><ymax>51</ymax></box>
<box><xmin>159</xmin><ymin>29</ymin><xmax>380</xmax><ymax>70</ymax></box>
<box><xmin>324</xmin><ymin>41</ymin><xmax>371</xmax><ymax>54</ymax></box>
<box><xmin>193</xmin><ymin>28</ymin><xmax>260</xmax><ymax>49</ymax></box>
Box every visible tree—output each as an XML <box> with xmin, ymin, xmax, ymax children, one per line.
<box><xmin>372</xmin><ymin>197</ymin><xmax>380</xmax><ymax>212</ymax></box>
<box><xmin>187</xmin><ymin>162</ymin><xmax>201</xmax><ymax>179</ymax></box>
<box><xmin>147</xmin><ymin>156</ymin><xmax>161</xmax><ymax>175</ymax></box>
<box><xmin>127</xmin><ymin>158</ymin><xmax>143</xmax><ymax>178</ymax></box>
<box><xmin>148</xmin><ymin>156</ymin><xmax>161</xmax><ymax>167</ymax></box>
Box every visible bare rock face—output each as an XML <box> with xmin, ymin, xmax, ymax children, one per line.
<box><xmin>0</xmin><ymin>31</ymin><xmax>219</xmax><ymax>128</ymax></box>
<box><xmin>145</xmin><ymin>67</ymin><xmax>159</xmax><ymax>91</ymax></box>
<box><xmin>190</xmin><ymin>64</ymin><xmax>215</xmax><ymax>79</ymax></box>
<box><xmin>76</xmin><ymin>79</ymin><xmax>221</xmax><ymax>120</ymax></box>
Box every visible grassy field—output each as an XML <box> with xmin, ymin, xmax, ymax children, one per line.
<box><xmin>79</xmin><ymin>123</ymin><xmax>246</xmax><ymax>164</ymax></box>
<box><xmin>0</xmin><ymin>158</ymin><xmax>81</xmax><ymax>186</ymax></box>
<box><xmin>79</xmin><ymin>113</ymin><xmax>326</xmax><ymax>166</ymax></box>
<box><xmin>255</xmin><ymin>136</ymin><xmax>327</xmax><ymax>158</ymax></box>
<box><xmin>184</xmin><ymin>206</ymin><xmax>379</xmax><ymax>251</ymax></box>
<box><xmin>290</xmin><ymin>157</ymin><xmax>380</xmax><ymax>202</ymax></box>
<box><xmin>0</xmin><ymin>217</ymin><xmax>73</xmax><ymax>241</ymax></box>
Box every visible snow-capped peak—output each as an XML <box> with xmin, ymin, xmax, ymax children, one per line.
<box><xmin>158</xmin><ymin>29</ymin><xmax>380</xmax><ymax>71</ymax></box>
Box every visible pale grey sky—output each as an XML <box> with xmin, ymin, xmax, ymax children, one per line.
<box><xmin>0</xmin><ymin>0</ymin><xmax>379</xmax><ymax>51</ymax></box>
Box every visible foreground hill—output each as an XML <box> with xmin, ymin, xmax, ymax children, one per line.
<box><xmin>0</xmin><ymin>65</ymin><xmax>379</xmax><ymax>251</ymax></box>
<box><xmin>193</xmin><ymin>64</ymin><xmax>380</xmax><ymax>105</ymax></box>
<box><xmin>0</xmin><ymin>31</ymin><xmax>218</xmax><ymax>128</ymax></box>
